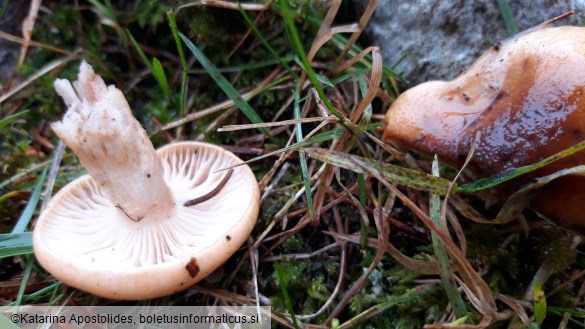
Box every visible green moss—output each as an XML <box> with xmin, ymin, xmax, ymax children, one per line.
<box><xmin>466</xmin><ymin>225</ymin><xmax>523</xmax><ymax>294</ymax></box>
<box><xmin>534</xmin><ymin>228</ymin><xmax>577</xmax><ymax>271</ymax></box>
<box><xmin>133</xmin><ymin>0</ymin><xmax>169</xmax><ymax>31</ymax></box>
<box><xmin>282</xmin><ymin>234</ymin><xmax>304</xmax><ymax>253</ymax></box>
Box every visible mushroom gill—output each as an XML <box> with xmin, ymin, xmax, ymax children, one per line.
<box><xmin>37</xmin><ymin>142</ymin><xmax>255</xmax><ymax>267</ymax></box>
<box><xmin>382</xmin><ymin>25</ymin><xmax>585</xmax><ymax>229</ymax></box>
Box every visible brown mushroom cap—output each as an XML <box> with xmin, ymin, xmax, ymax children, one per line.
<box><xmin>33</xmin><ymin>141</ymin><xmax>259</xmax><ymax>300</ymax></box>
<box><xmin>382</xmin><ymin>25</ymin><xmax>585</xmax><ymax>229</ymax></box>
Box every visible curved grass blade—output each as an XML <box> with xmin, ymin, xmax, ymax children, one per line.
<box><xmin>12</xmin><ymin>167</ymin><xmax>47</xmax><ymax>234</ymax></box>
<box><xmin>238</xmin><ymin>3</ymin><xmax>299</xmax><ymax>80</ymax></box>
<box><xmin>127</xmin><ymin>29</ymin><xmax>151</xmax><ymax>69</ymax></box>
<box><xmin>497</xmin><ymin>0</ymin><xmax>518</xmax><ymax>36</ymax></box>
<box><xmin>533</xmin><ymin>281</ymin><xmax>547</xmax><ymax>327</ymax></box>
<box><xmin>431</xmin><ymin>157</ymin><xmax>468</xmax><ymax>318</ymax></box>
<box><xmin>178</xmin><ymin>32</ymin><xmax>276</xmax><ymax>142</ymax></box>
<box><xmin>127</xmin><ymin>30</ymin><xmax>170</xmax><ymax>99</ymax></box>
<box><xmin>547</xmin><ymin>307</ymin><xmax>585</xmax><ymax>328</ymax></box>
<box><xmin>151</xmin><ymin>57</ymin><xmax>170</xmax><ymax>98</ymax></box>
<box><xmin>303</xmin><ymin>148</ymin><xmax>455</xmax><ymax>196</ymax></box>
<box><xmin>279</xmin><ymin>0</ymin><xmax>358</xmax><ymax>135</ymax></box>
<box><xmin>459</xmin><ymin>139</ymin><xmax>585</xmax><ymax>193</ymax></box>
<box><xmin>495</xmin><ymin>165</ymin><xmax>585</xmax><ymax>224</ymax></box>
<box><xmin>338</xmin><ymin>287</ymin><xmax>438</xmax><ymax>329</ymax></box>
<box><xmin>14</xmin><ymin>255</ymin><xmax>34</xmax><ymax>307</ymax></box>
<box><xmin>0</xmin><ymin>110</ymin><xmax>29</xmax><ymax>130</ymax></box>
<box><xmin>167</xmin><ymin>11</ymin><xmax>188</xmax><ymax>117</ymax></box>
<box><xmin>217</xmin><ymin>122</ymin><xmax>380</xmax><ymax>172</ymax></box>
<box><xmin>0</xmin><ymin>233</ymin><xmax>33</xmax><ymax>259</ymax></box>
<box><xmin>274</xmin><ymin>263</ymin><xmax>299</xmax><ymax>329</ymax></box>
<box><xmin>271</xmin><ymin>1</ymin><xmax>402</xmax><ymax>80</ymax></box>
<box><xmin>294</xmin><ymin>82</ymin><xmax>313</xmax><ymax>217</ymax></box>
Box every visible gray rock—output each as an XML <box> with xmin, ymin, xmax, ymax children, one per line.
<box><xmin>357</xmin><ymin>0</ymin><xmax>585</xmax><ymax>85</ymax></box>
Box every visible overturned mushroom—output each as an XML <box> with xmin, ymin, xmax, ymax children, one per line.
<box><xmin>382</xmin><ymin>25</ymin><xmax>585</xmax><ymax>229</ymax></box>
<box><xmin>33</xmin><ymin>62</ymin><xmax>260</xmax><ymax>300</ymax></box>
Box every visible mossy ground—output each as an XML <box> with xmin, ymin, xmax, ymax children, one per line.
<box><xmin>1</xmin><ymin>1</ymin><xmax>584</xmax><ymax>328</ymax></box>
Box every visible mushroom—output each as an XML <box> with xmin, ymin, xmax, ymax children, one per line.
<box><xmin>33</xmin><ymin>62</ymin><xmax>260</xmax><ymax>300</ymax></box>
<box><xmin>382</xmin><ymin>25</ymin><xmax>585</xmax><ymax>229</ymax></box>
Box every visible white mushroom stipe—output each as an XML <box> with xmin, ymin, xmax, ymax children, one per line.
<box><xmin>34</xmin><ymin>62</ymin><xmax>260</xmax><ymax>300</ymax></box>
<box><xmin>52</xmin><ymin>62</ymin><xmax>174</xmax><ymax>221</ymax></box>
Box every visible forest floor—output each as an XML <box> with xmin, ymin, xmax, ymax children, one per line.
<box><xmin>0</xmin><ymin>1</ymin><xmax>584</xmax><ymax>328</ymax></box>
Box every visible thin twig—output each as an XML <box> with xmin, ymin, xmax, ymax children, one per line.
<box><xmin>218</xmin><ymin>117</ymin><xmax>338</xmax><ymax>132</ymax></box>
<box><xmin>261</xmin><ymin>162</ymin><xmax>290</xmax><ymax>201</ymax></box>
<box><xmin>177</xmin><ymin>0</ymin><xmax>269</xmax><ymax>12</ymax></box>
<box><xmin>262</xmin><ymin>240</ymin><xmax>342</xmax><ymax>262</ymax></box>
<box><xmin>18</xmin><ymin>0</ymin><xmax>42</xmax><ymax>66</ymax></box>
<box><xmin>0</xmin><ymin>56</ymin><xmax>75</xmax><ymax>104</ymax></box>
<box><xmin>247</xmin><ymin>237</ymin><xmax>261</xmax><ymax>321</ymax></box>
<box><xmin>184</xmin><ymin>169</ymin><xmax>234</xmax><ymax>206</ymax></box>
<box><xmin>0</xmin><ymin>30</ymin><xmax>75</xmax><ymax>57</ymax></box>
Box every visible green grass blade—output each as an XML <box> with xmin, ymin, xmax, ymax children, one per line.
<box><xmin>547</xmin><ymin>307</ymin><xmax>585</xmax><ymax>328</ymax></box>
<box><xmin>0</xmin><ymin>110</ymin><xmax>29</xmax><ymax>130</ymax></box>
<box><xmin>221</xmin><ymin>122</ymin><xmax>343</xmax><ymax>170</ymax></box>
<box><xmin>151</xmin><ymin>57</ymin><xmax>170</xmax><ymax>98</ymax></box>
<box><xmin>315</xmin><ymin>73</ymin><xmax>334</xmax><ymax>88</ymax></box>
<box><xmin>431</xmin><ymin>157</ymin><xmax>468</xmax><ymax>318</ymax></box>
<box><xmin>533</xmin><ymin>281</ymin><xmax>547</xmax><ymax>326</ymax></box>
<box><xmin>294</xmin><ymin>82</ymin><xmax>313</xmax><ymax>217</ymax></box>
<box><xmin>279</xmin><ymin>0</ymin><xmax>357</xmax><ymax>133</ymax></box>
<box><xmin>167</xmin><ymin>11</ymin><xmax>188</xmax><ymax>118</ymax></box>
<box><xmin>219</xmin><ymin>122</ymin><xmax>380</xmax><ymax>171</ymax></box>
<box><xmin>338</xmin><ymin>287</ymin><xmax>438</xmax><ymax>329</ymax></box>
<box><xmin>219</xmin><ymin>123</ymin><xmax>379</xmax><ymax>171</ymax></box>
<box><xmin>88</xmin><ymin>0</ymin><xmax>125</xmax><ymax>42</ymax></box>
<box><xmin>0</xmin><ymin>233</ymin><xmax>33</xmax><ymax>259</ymax></box>
<box><xmin>390</xmin><ymin>52</ymin><xmax>409</xmax><ymax>70</ymax></box>
<box><xmin>0</xmin><ymin>191</ymin><xmax>19</xmax><ymax>203</ymax></box>
<box><xmin>198</xmin><ymin>56</ymin><xmax>296</xmax><ymax>73</ymax></box>
<box><xmin>497</xmin><ymin>0</ymin><xmax>518</xmax><ymax>36</ymax></box>
<box><xmin>357</xmin><ymin>75</ymin><xmax>372</xmax><ymax>128</ymax></box>
<box><xmin>294</xmin><ymin>58</ymin><xmax>334</xmax><ymax>87</ymax></box>
<box><xmin>303</xmin><ymin>148</ymin><xmax>455</xmax><ymax>196</ymax></box>
<box><xmin>0</xmin><ymin>161</ymin><xmax>51</xmax><ymax>190</ymax></box>
<box><xmin>296</xmin><ymin>68</ymin><xmax>372</xmax><ymax>104</ymax></box>
<box><xmin>127</xmin><ymin>30</ymin><xmax>170</xmax><ymax>99</ymax></box>
<box><xmin>12</xmin><ymin>167</ymin><xmax>47</xmax><ymax>234</ymax></box>
<box><xmin>4</xmin><ymin>282</ymin><xmax>63</xmax><ymax>306</ymax></box>
<box><xmin>274</xmin><ymin>263</ymin><xmax>299</xmax><ymax>329</ymax></box>
<box><xmin>275</xmin><ymin>2</ymin><xmax>402</xmax><ymax>80</ymax></box>
<box><xmin>14</xmin><ymin>255</ymin><xmax>34</xmax><ymax>307</ymax></box>
<box><xmin>127</xmin><ymin>30</ymin><xmax>152</xmax><ymax>70</ymax></box>
<box><xmin>178</xmin><ymin>32</ymin><xmax>274</xmax><ymax>140</ymax></box>
<box><xmin>238</xmin><ymin>4</ymin><xmax>299</xmax><ymax>80</ymax></box>
<box><xmin>459</xmin><ymin>139</ymin><xmax>585</xmax><ymax>193</ymax></box>
<box><xmin>87</xmin><ymin>0</ymin><xmax>116</xmax><ymax>23</ymax></box>
<box><xmin>356</xmin><ymin>76</ymin><xmax>371</xmax><ymax>249</ymax></box>
<box><xmin>495</xmin><ymin>165</ymin><xmax>585</xmax><ymax>223</ymax></box>
<box><xmin>331</xmin><ymin>68</ymin><xmax>372</xmax><ymax>85</ymax></box>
